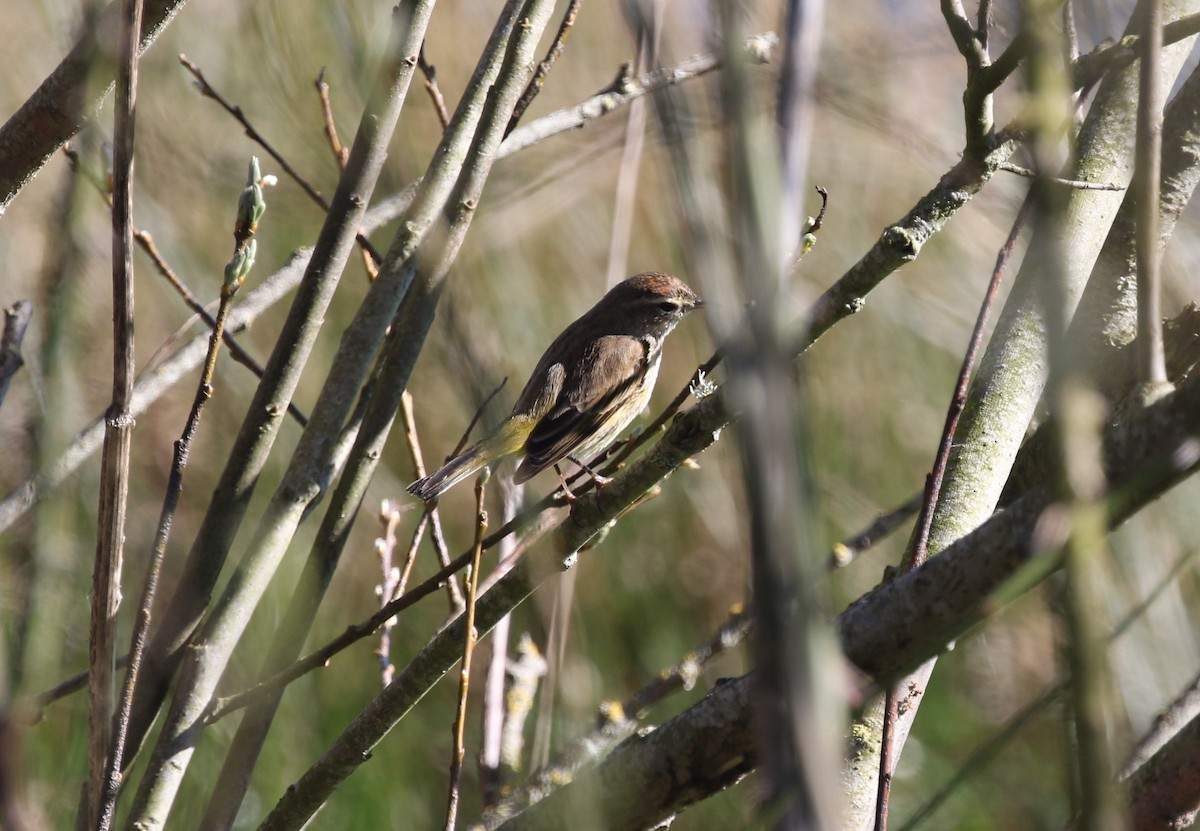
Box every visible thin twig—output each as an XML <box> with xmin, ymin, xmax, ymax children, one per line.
<box><xmin>314</xmin><ymin>70</ymin><xmax>379</xmax><ymax>281</ymax></box>
<box><xmin>496</xmin><ymin>33</ymin><xmax>778</xmax><ymax>159</ymax></box>
<box><xmin>808</xmin><ymin>185</ymin><xmax>829</xmax><ymax>233</ymax></box>
<box><xmin>180</xmin><ymin>54</ymin><xmax>327</xmax><ymax>208</ymax></box>
<box><xmin>376</xmin><ymin>494</ymin><xmax>431</xmax><ymax>697</ymax></box>
<box><xmin>828</xmin><ymin>494</ymin><xmax>922</xmax><ymax>570</ymax></box>
<box><xmin>472</xmin><ymin>509</ymin><xmax>562</xmax><ymax>598</ymax></box>
<box><xmin>61</xmin><ymin>143</ymin><xmax>110</xmax><ymax>199</ymax></box>
<box><xmin>998</xmin><ymin>162</ymin><xmax>1124</xmax><ymax>190</ymax></box>
<box><xmin>401</xmin><ymin>390</ymin><xmax>467</xmax><ymax>610</ymax></box>
<box><xmin>874</xmin><ymin>690</ymin><xmax>898</xmax><ymax>831</ymax></box>
<box><xmin>107</xmin><ymin>270</ymin><xmax>236</xmax><ymax>811</ymax></box>
<box><xmin>429</xmin><ymin>508</ymin><xmax>468</xmax><ymax>613</ymax></box>
<box><xmin>107</xmin><ymin>290</ymin><xmax>230</xmax><ymax>784</ymax></box>
<box><xmin>907</xmin><ymin>192</ymin><xmax>1034</xmax><ymax>570</ymax></box>
<box><xmin>376</xmin><ymin>500</ymin><xmax>405</xmax><ymax>687</ymax></box>
<box><xmin>479</xmin><ymin>480</ymin><xmax>523</xmax><ymax>806</ymax></box>
<box><xmin>1063</xmin><ymin>1</ymin><xmax>1084</xmax><ymax>142</ymax></box>
<box><xmin>315</xmin><ymin>68</ymin><xmax>349</xmax><ymax>167</ymax></box>
<box><xmin>90</xmin><ymin>0</ymin><xmax>142</xmax><ymax>826</ymax></box>
<box><xmin>606</xmin><ymin>21</ymin><xmax>654</xmax><ymax>287</ymax></box>
<box><xmin>445</xmin><ymin>478</ymin><xmax>489</xmax><ymax>831</ymax></box>
<box><xmin>134</xmin><ymin>230</ymin><xmax>309</xmax><ymax>425</ymax></box>
<box><xmin>61</xmin><ymin>145</ymin><xmax>308</xmax><ymax>425</ymax></box>
<box><xmin>1028</xmin><ymin>1</ymin><xmax>1124</xmax><ymax>820</ymax></box>
<box><xmin>529</xmin><ymin>573</ymin><xmax>570</xmax><ymax>772</ymax></box>
<box><xmin>506</xmin><ymin>0</ymin><xmax>585</xmax><ymax>135</ymax></box>
<box><xmin>1122</xmin><ymin>670</ymin><xmax>1200</xmax><ymax>779</ymax></box>
<box><xmin>877</xmin><ymin>191</ymin><xmax>1035</xmax><ymax>831</ymax></box>
<box><xmin>358</xmin><ymin>32</ymin><xmax>780</xmax><ymax>237</ymax></box>
<box><xmin>35</xmin><ymin>655</ymin><xmax>129</xmax><ymax>713</ymax></box>
<box><xmin>941</xmin><ymin>0</ymin><xmax>1005</xmax><ymax>156</ymax></box>
<box><xmin>0</xmin><ymin>250</ymin><xmax>309</xmax><ymax>537</ymax></box>
<box><xmin>624</xmin><ymin>607</ymin><xmax>751</xmax><ymax>715</ymax></box>
<box><xmin>208</xmin><ymin>454</ymin><xmax>522</xmax><ymax>721</ymax></box>
<box><xmin>107</xmin><ymin>160</ymin><xmax>265</xmax><ymax>831</ymax></box>
<box><xmin>397</xmin><ymin>513</ymin><xmax>430</xmax><ymax>599</ymax></box>
<box><xmin>418</xmin><ymin>45</ymin><xmax>452</xmax><ymax>130</ymax></box>
<box><xmin>179</xmin><ymin>54</ymin><xmax>383</xmax><ymax>268</ymax></box>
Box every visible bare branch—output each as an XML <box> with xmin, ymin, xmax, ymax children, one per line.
<box><xmin>445</xmin><ymin>481</ymin><xmax>488</xmax><ymax>831</ymax></box>
<box><xmin>89</xmin><ymin>0</ymin><xmax>142</xmax><ymax>826</ymax></box>
<box><xmin>506</xmin><ymin>0</ymin><xmax>585</xmax><ymax>134</ymax></box>
<box><xmin>1135</xmin><ymin>0</ymin><xmax>1170</xmax><ymax>392</ymax></box>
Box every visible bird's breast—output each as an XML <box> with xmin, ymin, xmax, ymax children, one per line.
<box><xmin>639</xmin><ymin>335</ymin><xmax>661</xmax><ymax>368</ymax></box>
<box><xmin>638</xmin><ymin>343</ymin><xmax>662</xmax><ymax>397</ymax></box>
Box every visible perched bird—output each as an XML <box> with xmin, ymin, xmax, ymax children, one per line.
<box><xmin>407</xmin><ymin>272</ymin><xmax>703</xmax><ymax>501</ymax></box>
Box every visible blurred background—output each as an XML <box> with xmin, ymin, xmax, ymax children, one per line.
<box><xmin>1</xmin><ymin>0</ymin><xmax>1199</xmax><ymax>828</ymax></box>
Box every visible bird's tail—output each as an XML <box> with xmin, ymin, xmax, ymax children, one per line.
<box><xmin>407</xmin><ymin>444</ymin><xmax>490</xmax><ymax>501</ymax></box>
<box><xmin>407</xmin><ymin>418</ymin><xmax>530</xmax><ymax>501</ymax></box>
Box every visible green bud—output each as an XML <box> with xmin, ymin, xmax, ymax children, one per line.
<box><xmin>223</xmin><ymin>239</ymin><xmax>257</xmax><ymax>293</ymax></box>
<box><xmin>236</xmin><ymin>156</ymin><xmax>268</xmax><ymax>235</ymax></box>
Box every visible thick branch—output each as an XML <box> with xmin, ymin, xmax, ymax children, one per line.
<box><xmin>800</xmin><ymin>137</ymin><xmax>1019</xmax><ymax>351</ymax></box>
<box><xmin>0</xmin><ymin>0</ymin><xmax>189</xmax><ymax>214</ymax></box>
<box><xmin>254</xmin><ymin>388</ymin><xmax>732</xmax><ymax>831</ymax></box>
<box><xmin>1127</xmin><ymin>712</ymin><xmax>1200</xmax><ymax>829</ymax></box>
<box><xmin>493</xmin><ymin>367</ymin><xmax>1200</xmax><ymax>830</ymax></box>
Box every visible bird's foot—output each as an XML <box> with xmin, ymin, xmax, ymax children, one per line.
<box><xmin>569</xmin><ymin>457</ymin><xmax>612</xmax><ymax>488</ymax></box>
<box><xmin>554</xmin><ymin>464</ymin><xmax>578</xmax><ymax>503</ymax></box>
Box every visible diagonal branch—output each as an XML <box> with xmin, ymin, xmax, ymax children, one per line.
<box><xmin>506</xmin><ymin>0</ymin><xmax>585</xmax><ymax>134</ymax></box>
<box><xmin>0</xmin><ymin>0</ymin><xmax>191</xmax><ymax>214</ymax></box>
<box><xmin>120</xmin><ymin>4</ymin><xmax>443</xmax><ymax>823</ymax></box>
<box><xmin>494</xmin><ymin>366</ymin><xmax>1200</xmax><ymax>831</ymax></box>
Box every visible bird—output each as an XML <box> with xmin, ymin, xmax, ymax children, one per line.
<box><xmin>407</xmin><ymin>272</ymin><xmax>704</xmax><ymax>501</ymax></box>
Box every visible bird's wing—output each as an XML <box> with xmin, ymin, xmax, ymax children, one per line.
<box><xmin>516</xmin><ymin>335</ymin><xmax>647</xmax><ymax>482</ymax></box>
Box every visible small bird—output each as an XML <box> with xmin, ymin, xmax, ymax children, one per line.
<box><xmin>407</xmin><ymin>272</ymin><xmax>703</xmax><ymax>501</ymax></box>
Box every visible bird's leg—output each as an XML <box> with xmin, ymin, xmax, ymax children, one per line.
<box><xmin>553</xmin><ymin>464</ymin><xmax>577</xmax><ymax>503</ymax></box>
<box><xmin>568</xmin><ymin>456</ymin><xmax>612</xmax><ymax>488</ymax></box>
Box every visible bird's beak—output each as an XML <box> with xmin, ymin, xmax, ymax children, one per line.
<box><xmin>691</xmin><ymin>296</ymin><xmax>706</xmax><ymax>310</ymax></box>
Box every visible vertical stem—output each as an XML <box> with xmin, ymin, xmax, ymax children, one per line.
<box><xmin>906</xmin><ymin>195</ymin><xmax>1034</xmax><ymax>571</ymax></box>
<box><xmin>720</xmin><ymin>1</ymin><xmax>840</xmax><ymax>828</ymax></box>
<box><xmin>1023</xmin><ymin>1</ymin><xmax>1124</xmax><ymax>828</ymax></box>
<box><xmin>89</xmin><ymin>0</ymin><xmax>142</xmax><ymax>827</ymax></box>
<box><xmin>445</xmin><ymin>480</ymin><xmax>488</xmax><ymax>831</ymax></box>
<box><xmin>106</xmin><ymin>289</ymin><xmax>236</xmax><ymax>826</ymax></box>
<box><xmin>480</xmin><ymin>481</ymin><xmax>522</xmax><ymax>806</ymax></box>
<box><xmin>1136</xmin><ymin>0</ymin><xmax>1168</xmax><ymax>389</ymax></box>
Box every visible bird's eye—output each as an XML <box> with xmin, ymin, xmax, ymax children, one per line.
<box><xmin>657</xmin><ymin>300</ymin><xmax>679</xmax><ymax>313</ymax></box>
